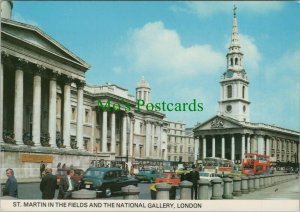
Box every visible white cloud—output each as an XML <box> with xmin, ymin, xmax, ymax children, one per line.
<box><xmin>121</xmin><ymin>21</ymin><xmax>224</xmax><ymax>80</ymax></box>
<box><xmin>178</xmin><ymin>2</ymin><xmax>285</xmax><ymax>18</ymax></box>
<box><xmin>12</xmin><ymin>13</ymin><xmax>39</xmax><ymax>27</ymax></box>
<box><xmin>239</xmin><ymin>34</ymin><xmax>262</xmax><ymax>74</ymax></box>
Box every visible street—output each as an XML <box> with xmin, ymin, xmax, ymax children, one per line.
<box><xmin>17</xmin><ymin>182</ymin><xmax>156</xmax><ymax>200</ymax></box>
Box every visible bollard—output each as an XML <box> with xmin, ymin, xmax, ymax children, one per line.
<box><xmin>122</xmin><ymin>185</ymin><xmax>140</xmax><ymax>200</ymax></box>
<box><xmin>241</xmin><ymin>176</ymin><xmax>249</xmax><ymax>194</ymax></box>
<box><xmin>72</xmin><ymin>189</ymin><xmax>96</xmax><ymax>199</ymax></box>
<box><xmin>211</xmin><ymin>178</ymin><xmax>223</xmax><ymax>200</ymax></box>
<box><xmin>198</xmin><ymin>179</ymin><xmax>210</xmax><ymax>200</ymax></box>
<box><xmin>232</xmin><ymin>177</ymin><xmax>242</xmax><ymax>196</ymax></box>
<box><xmin>248</xmin><ymin>176</ymin><xmax>255</xmax><ymax>192</ymax></box>
<box><xmin>263</xmin><ymin>175</ymin><xmax>268</xmax><ymax>187</ymax></box>
<box><xmin>180</xmin><ymin>180</ymin><xmax>193</xmax><ymax>200</ymax></box>
<box><xmin>271</xmin><ymin>175</ymin><xmax>275</xmax><ymax>186</ymax></box>
<box><xmin>156</xmin><ymin>183</ymin><xmax>171</xmax><ymax>200</ymax></box>
<box><xmin>222</xmin><ymin>178</ymin><xmax>233</xmax><ymax>199</ymax></box>
<box><xmin>259</xmin><ymin>175</ymin><xmax>265</xmax><ymax>189</ymax></box>
<box><xmin>254</xmin><ymin>175</ymin><xmax>260</xmax><ymax>191</ymax></box>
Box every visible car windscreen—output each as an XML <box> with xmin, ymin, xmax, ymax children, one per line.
<box><xmin>199</xmin><ymin>173</ymin><xmax>209</xmax><ymax>177</ymax></box>
<box><xmin>84</xmin><ymin>170</ymin><xmax>105</xmax><ymax>178</ymax></box>
<box><xmin>160</xmin><ymin>174</ymin><xmax>169</xmax><ymax>178</ymax></box>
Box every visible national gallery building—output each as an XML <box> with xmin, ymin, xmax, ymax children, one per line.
<box><xmin>0</xmin><ymin>1</ymin><xmax>195</xmax><ymax>179</ymax></box>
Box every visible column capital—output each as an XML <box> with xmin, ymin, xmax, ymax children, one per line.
<box><xmin>75</xmin><ymin>79</ymin><xmax>86</xmax><ymax>89</ymax></box>
<box><xmin>49</xmin><ymin>71</ymin><xmax>60</xmax><ymax>81</ymax></box>
<box><xmin>16</xmin><ymin>58</ymin><xmax>28</xmax><ymax>69</ymax></box>
<box><xmin>60</xmin><ymin>75</ymin><xmax>74</xmax><ymax>85</ymax></box>
<box><xmin>1</xmin><ymin>50</ymin><xmax>10</xmax><ymax>59</ymax></box>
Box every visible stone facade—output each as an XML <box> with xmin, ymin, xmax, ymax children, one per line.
<box><xmin>0</xmin><ymin>6</ymin><xmax>196</xmax><ymax>181</ymax></box>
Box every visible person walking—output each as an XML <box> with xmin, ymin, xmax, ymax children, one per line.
<box><xmin>57</xmin><ymin>169</ymin><xmax>76</xmax><ymax>199</ymax></box>
<box><xmin>189</xmin><ymin>165</ymin><xmax>200</xmax><ymax>200</ymax></box>
<box><xmin>40</xmin><ymin>168</ymin><xmax>57</xmax><ymax>199</ymax></box>
<box><xmin>2</xmin><ymin>168</ymin><xmax>18</xmax><ymax>198</ymax></box>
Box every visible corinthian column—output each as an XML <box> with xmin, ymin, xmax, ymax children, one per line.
<box><xmin>128</xmin><ymin>116</ymin><xmax>134</xmax><ymax>157</ymax></box>
<box><xmin>48</xmin><ymin>72</ymin><xmax>58</xmax><ymax>147</ymax></box>
<box><xmin>231</xmin><ymin>135</ymin><xmax>235</xmax><ymax>162</ymax></box>
<box><xmin>0</xmin><ymin>60</ymin><xmax>4</xmax><ymax>143</ymax></box>
<box><xmin>32</xmin><ymin>66</ymin><xmax>43</xmax><ymax>146</ymax></box>
<box><xmin>63</xmin><ymin>77</ymin><xmax>72</xmax><ymax>148</ymax></box>
<box><xmin>14</xmin><ymin>59</ymin><xmax>26</xmax><ymax>145</ymax></box>
<box><xmin>110</xmin><ymin>112</ymin><xmax>116</xmax><ymax>153</ymax></box>
<box><xmin>145</xmin><ymin>120</ymin><xmax>151</xmax><ymax>158</ymax></box>
<box><xmin>202</xmin><ymin>136</ymin><xmax>206</xmax><ymax>159</ymax></box>
<box><xmin>76</xmin><ymin>81</ymin><xmax>85</xmax><ymax>150</ymax></box>
<box><xmin>121</xmin><ymin>113</ymin><xmax>127</xmax><ymax>157</ymax></box>
<box><xmin>212</xmin><ymin>136</ymin><xmax>216</xmax><ymax>157</ymax></box>
<box><xmin>102</xmin><ymin>111</ymin><xmax>107</xmax><ymax>152</ymax></box>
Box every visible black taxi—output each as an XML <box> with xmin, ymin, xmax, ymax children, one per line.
<box><xmin>80</xmin><ymin>167</ymin><xmax>138</xmax><ymax>197</ymax></box>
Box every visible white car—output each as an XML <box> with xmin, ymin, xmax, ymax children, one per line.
<box><xmin>199</xmin><ymin>171</ymin><xmax>221</xmax><ymax>182</ymax></box>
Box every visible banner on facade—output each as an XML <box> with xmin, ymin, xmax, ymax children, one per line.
<box><xmin>20</xmin><ymin>154</ymin><xmax>53</xmax><ymax>163</ymax></box>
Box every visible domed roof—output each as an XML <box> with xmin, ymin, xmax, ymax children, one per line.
<box><xmin>136</xmin><ymin>76</ymin><xmax>150</xmax><ymax>89</ymax></box>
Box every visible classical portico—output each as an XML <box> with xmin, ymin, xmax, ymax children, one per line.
<box><xmin>194</xmin><ymin>115</ymin><xmax>299</xmax><ymax>164</ymax></box>
<box><xmin>1</xmin><ymin>16</ymin><xmax>90</xmax><ymax>150</ymax></box>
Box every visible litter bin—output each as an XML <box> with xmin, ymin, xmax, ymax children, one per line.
<box><xmin>150</xmin><ymin>183</ymin><xmax>177</xmax><ymax>200</ymax></box>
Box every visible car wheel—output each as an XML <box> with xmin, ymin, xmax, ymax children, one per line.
<box><xmin>104</xmin><ymin>188</ymin><xmax>112</xmax><ymax>198</ymax></box>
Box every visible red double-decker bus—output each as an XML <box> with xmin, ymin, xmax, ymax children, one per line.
<box><xmin>242</xmin><ymin>153</ymin><xmax>271</xmax><ymax>176</ymax></box>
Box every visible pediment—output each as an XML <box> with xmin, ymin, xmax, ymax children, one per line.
<box><xmin>194</xmin><ymin>115</ymin><xmax>244</xmax><ymax>131</ymax></box>
<box><xmin>1</xmin><ymin>19</ymin><xmax>90</xmax><ymax>69</ymax></box>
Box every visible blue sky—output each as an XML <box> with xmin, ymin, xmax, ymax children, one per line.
<box><xmin>12</xmin><ymin>1</ymin><xmax>300</xmax><ymax>131</ymax></box>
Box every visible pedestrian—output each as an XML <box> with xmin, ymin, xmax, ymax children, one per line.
<box><xmin>40</xmin><ymin>161</ymin><xmax>46</xmax><ymax>178</ymax></box>
<box><xmin>2</xmin><ymin>168</ymin><xmax>18</xmax><ymax>198</ymax></box>
<box><xmin>189</xmin><ymin>165</ymin><xmax>200</xmax><ymax>200</ymax></box>
<box><xmin>180</xmin><ymin>168</ymin><xmax>189</xmax><ymax>181</ymax></box>
<box><xmin>40</xmin><ymin>168</ymin><xmax>57</xmax><ymax>199</ymax></box>
<box><xmin>57</xmin><ymin>169</ymin><xmax>76</xmax><ymax>199</ymax></box>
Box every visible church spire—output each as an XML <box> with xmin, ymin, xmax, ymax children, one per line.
<box><xmin>226</xmin><ymin>5</ymin><xmax>243</xmax><ymax>71</ymax></box>
<box><xmin>230</xmin><ymin>5</ymin><xmax>240</xmax><ymax>49</ymax></box>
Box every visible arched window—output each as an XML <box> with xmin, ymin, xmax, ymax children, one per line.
<box><xmin>230</xmin><ymin>58</ymin><xmax>233</xmax><ymax>66</ymax></box>
<box><xmin>235</xmin><ymin>58</ymin><xmax>238</xmax><ymax>65</ymax></box>
<box><xmin>242</xmin><ymin>86</ymin><xmax>245</xmax><ymax>98</ymax></box>
<box><xmin>227</xmin><ymin>85</ymin><xmax>232</xmax><ymax>98</ymax></box>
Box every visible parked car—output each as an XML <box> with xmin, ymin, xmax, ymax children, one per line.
<box><xmin>80</xmin><ymin>167</ymin><xmax>138</xmax><ymax>197</ymax></box>
<box><xmin>135</xmin><ymin>169</ymin><xmax>160</xmax><ymax>183</ymax></box>
<box><xmin>199</xmin><ymin>171</ymin><xmax>221</xmax><ymax>182</ymax></box>
<box><xmin>55</xmin><ymin>168</ymin><xmax>84</xmax><ymax>189</ymax></box>
<box><xmin>155</xmin><ymin>173</ymin><xmax>180</xmax><ymax>185</ymax></box>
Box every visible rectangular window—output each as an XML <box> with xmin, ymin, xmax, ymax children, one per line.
<box><xmin>85</xmin><ymin>109</ymin><xmax>90</xmax><ymax>123</ymax></box>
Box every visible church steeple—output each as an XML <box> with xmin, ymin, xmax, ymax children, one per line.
<box><xmin>226</xmin><ymin>5</ymin><xmax>243</xmax><ymax>71</ymax></box>
<box><xmin>218</xmin><ymin>5</ymin><xmax>250</xmax><ymax>122</ymax></box>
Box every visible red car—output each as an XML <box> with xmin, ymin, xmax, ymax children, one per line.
<box><xmin>155</xmin><ymin>173</ymin><xmax>180</xmax><ymax>185</ymax></box>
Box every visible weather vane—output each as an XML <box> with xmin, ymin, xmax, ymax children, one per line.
<box><xmin>234</xmin><ymin>5</ymin><xmax>237</xmax><ymax>17</ymax></box>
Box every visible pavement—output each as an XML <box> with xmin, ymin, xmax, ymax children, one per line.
<box><xmin>234</xmin><ymin>177</ymin><xmax>300</xmax><ymax>200</ymax></box>
<box><xmin>0</xmin><ymin>177</ymin><xmax>41</xmax><ymax>184</ymax></box>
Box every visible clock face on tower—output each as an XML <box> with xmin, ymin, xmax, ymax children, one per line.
<box><xmin>226</xmin><ymin>105</ymin><xmax>232</xmax><ymax>112</ymax></box>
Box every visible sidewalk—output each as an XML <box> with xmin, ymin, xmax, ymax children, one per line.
<box><xmin>0</xmin><ymin>177</ymin><xmax>41</xmax><ymax>184</ymax></box>
<box><xmin>234</xmin><ymin>177</ymin><xmax>300</xmax><ymax>200</ymax></box>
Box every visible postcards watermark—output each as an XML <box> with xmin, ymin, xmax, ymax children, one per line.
<box><xmin>97</xmin><ymin>99</ymin><xmax>203</xmax><ymax>113</ymax></box>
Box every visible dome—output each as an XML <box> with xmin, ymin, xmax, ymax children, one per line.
<box><xmin>136</xmin><ymin>76</ymin><xmax>150</xmax><ymax>89</ymax></box>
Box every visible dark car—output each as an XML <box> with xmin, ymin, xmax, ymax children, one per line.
<box><xmin>80</xmin><ymin>167</ymin><xmax>138</xmax><ymax>197</ymax></box>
